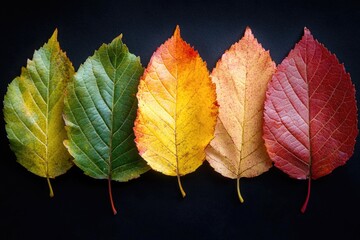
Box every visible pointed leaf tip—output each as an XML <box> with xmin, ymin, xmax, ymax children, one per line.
<box><xmin>244</xmin><ymin>26</ymin><xmax>253</xmax><ymax>36</ymax></box>
<box><xmin>114</xmin><ymin>33</ymin><xmax>123</xmax><ymax>41</ymax></box>
<box><xmin>50</xmin><ymin>29</ymin><xmax>59</xmax><ymax>42</ymax></box>
<box><xmin>244</xmin><ymin>27</ymin><xmax>255</xmax><ymax>41</ymax></box>
<box><xmin>303</xmin><ymin>27</ymin><xmax>312</xmax><ymax>36</ymax></box>
<box><xmin>47</xmin><ymin>29</ymin><xmax>60</xmax><ymax>50</ymax></box>
<box><xmin>174</xmin><ymin>25</ymin><xmax>181</xmax><ymax>38</ymax></box>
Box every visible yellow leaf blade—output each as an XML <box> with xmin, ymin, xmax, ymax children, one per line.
<box><xmin>4</xmin><ymin>30</ymin><xmax>74</xmax><ymax>195</ymax></box>
<box><xmin>206</xmin><ymin>27</ymin><xmax>275</xmax><ymax>182</ymax></box>
<box><xmin>134</xmin><ymin>26</ymin><xmax>218</xmax><ymax>184</ymax></box>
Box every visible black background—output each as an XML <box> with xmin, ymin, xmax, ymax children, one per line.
<box><xmin>1</xmin><ymin>0</ymin><xmax>359</xmax><ymax>239</ymax></box>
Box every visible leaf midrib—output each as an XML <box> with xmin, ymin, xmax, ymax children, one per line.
<box><xmin>106</xmin><ymin>44</ymin><xmax>134</xmax><ymax>179</ymax></box>
<box><xmin>107</xmin><ymin>47</ymin><xmax>119</xmax><ymax>180</ymax></box>
<box><xmin>174</xmin><ymin>37</ymin><xmax>179</xmax><ymax>176</ymax></box>
<box><xmin>45</xmin><ymin>47</ymin><xmax>53</xmax><ymax>179</ymax></box>
<box><xmin>305</xmin><ymin>33</ymin><xmax>312</xmax><ymax>179</ymax></box>
<box><xmin>237</xmin><ymin>39</ymin><xmax>248</xmax><ymax>178</ymax></box>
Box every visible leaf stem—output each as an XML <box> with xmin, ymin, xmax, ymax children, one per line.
<box><xmin>47</xmin><ymin>177</ymin><xmax>54</xmax><ymax>198</ymax></box>
<box><xmin>301</xmin><ymin>177</ymin><xmax>311</xmax><ymax>213</ymax></box>
<box><xmin>108</xmin><ymin>178</ymin><xmax>117</xmax><ymax>215</ymax></box>
<box><xmin>177</xmin><ymin>174</ymin><xmax>186</xmax><ymax>198</ymax></box>
<box><xmin>237</xmin><ymin>177</ymin><xmax>244</xmax><ymax>203</ymax></box>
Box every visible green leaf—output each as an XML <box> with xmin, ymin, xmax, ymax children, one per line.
<box><xmin>63</xmin><ymin>34</ymin><xmax>150</xmax><ymax>215</ymax></box>
<box><xmin>3</xmin><ymin>29</ymin><xmax>74</xmax><ymax>197</ymax></box>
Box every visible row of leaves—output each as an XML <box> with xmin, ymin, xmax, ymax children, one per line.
<box><xmin>4</xmin><ymin>26</ymin><xmax>358</xmax><ymax>215</ymax></box>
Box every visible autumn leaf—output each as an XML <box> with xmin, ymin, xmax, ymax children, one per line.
<box><xmin>63</xmin><ymin>35</ymin><xmax>150</xmax><ymax>215</ymax></box>
<box><xmin>205</xmin><ymin>27</ymin><xmax>275</xmax><ymax>203</ymax></box>
<box><xmin>3</xmin><ymin>30</ymin><xmax>74</xmax><ymax>197</ymax></box>
<box><xmin>134</xmin><ymin>26</ymin><xmax>218</xmax><ymax>197</ymax></box>
<box><xmin>263</xmin><ymin>28</ymin><xmax>358</xmax><ymax>212</ymax></box>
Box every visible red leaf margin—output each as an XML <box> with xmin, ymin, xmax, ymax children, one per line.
<box><xmin>263</xmin><ymin>27</ymin><xmax>358</xmax><ymax>213</ymax></box>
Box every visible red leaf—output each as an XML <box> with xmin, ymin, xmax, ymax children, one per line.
<box><xmin>263</xmin><ymin>28</ymin><xmax>358</xmax><ymax>212</ymax></box>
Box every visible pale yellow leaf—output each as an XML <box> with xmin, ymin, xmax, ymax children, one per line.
<box><xmin>206</xmin><ymin>27</ymin><xmax>275</xmax><ymax>202</ymax></box>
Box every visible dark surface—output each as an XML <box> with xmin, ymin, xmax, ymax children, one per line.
<box><xmin>1</xmin><ymin>0</ymin><xmax>359</xmax><ymax>239</ymax></box>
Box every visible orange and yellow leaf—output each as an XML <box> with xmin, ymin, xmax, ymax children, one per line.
<box><xmin>134</xmin><ymin>26</ymin><xmax>218</xmax><ymax>197</ymax></box>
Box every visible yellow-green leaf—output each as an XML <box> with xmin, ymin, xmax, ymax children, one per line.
<box><xmin>205</xmin><ymin>27</ymin><xmax>275</xmax><ymax>202</ymax></box>
<box><xmin>134</xmin><ymin>26</ymin><xmax>218</xmax><ymax>197</ymax></box>
<box><xmin>3</xmin><ymin>30</ymin><xmax>74</xmax><ymax>197</ymax></box>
